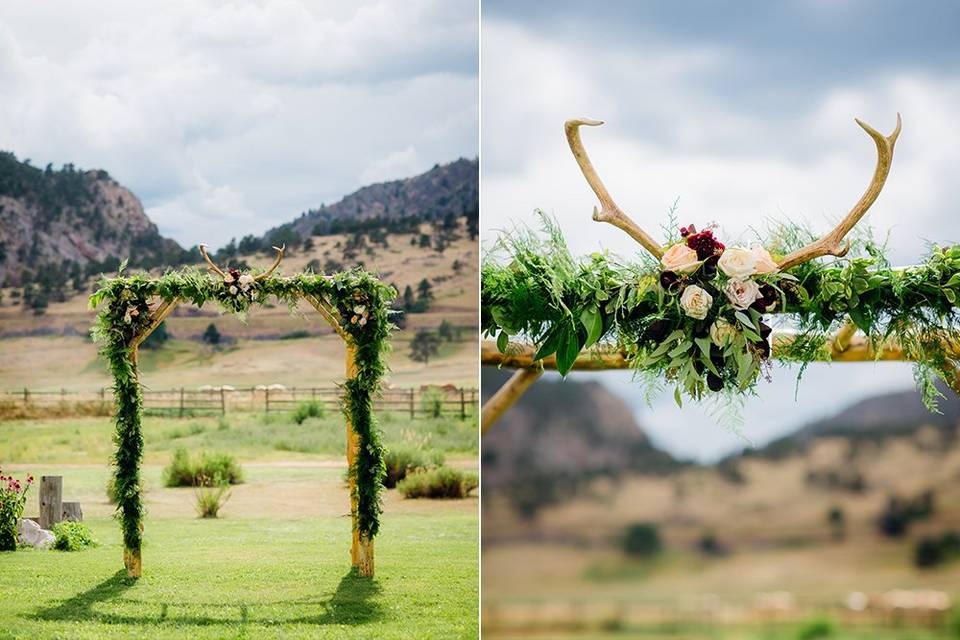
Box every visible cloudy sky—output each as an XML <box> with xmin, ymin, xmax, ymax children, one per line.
<box><xmin>0</xmin><ymin>0</ymin><xmax>478</xmax><ymax>248</ymax></box>
<box><xmin>482</xmin><ymin>0</ymin><xmax>960</xmax><ymax>461</ymax></box>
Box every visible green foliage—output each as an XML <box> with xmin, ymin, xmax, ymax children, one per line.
<box><xmin>620</xmin><ymin>522</ymin><xmax>662</xmax><ymax>558</ymax></box>
<box><xmin>0</xmin><ymin>470</ymin><xmax>32</xmax><ymax>551</ymax></box>
<box><xmin>51</xmin><ymin>521</ymin><xmax>97</xmax><ymax>551</ymax></box>
<box><xmin>878</xmin><ymin>490</ymin><xmax>935</xmax><ymax>538</ymax></box>
<box><xmin>483</xmin><ymin>212</ymin><xmax>960</xmax><ymax>413</ymax></box>
<box><xmin>397</xmin><ymin>466</ymin><xmax>477</xmax><ymax>499</ymax></box>
<box><xmin>91</xmin><ymin>266</ymin><xmax>394</xmax><ymax>546</ymax></box>
<box><xmin>291</xmin><ymin>400</ymin><xmax>326</xmax><ymax>424</ymax></box>
<box><xmin>410</xmin><ymin>329</ymin><xmax>442</xmax><ymax>363</ymax></box>
<box><xmin>795</xmin><ymin>617</ymin><xmax>835</xmax><ymax>640</ymax></box>
<box><xmin>383</xmin><ymin>446</ymin><xmax>444</xmax><ymax>488</ymax></box>
<box><xmin>914</xmin><ymin>530</ymin><xmax>960</xmax><ymax>568</ymax></box>
<box><xmin>194</xmin><ymin>477</ymin><xmax>231</xmax><ymax>518</ymax></box>
<box><xmin>202</xmin><ymin>323</ymin><xmax>221</xmax><ymax>346</ymax></box>
<box><xmin>162</xmin><ymin>447</ymin><xmax>243</xmax><ymax>487</ymax></box>
<box><xmin>419</xmin><ymin>386</ymin><xmax>447</xmax><ymax>418</ymax></box>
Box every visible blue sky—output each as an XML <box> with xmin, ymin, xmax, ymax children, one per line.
<box><xmin>0</xmin><ymin>0</ymin><xmax>478</xmax><ymax>248</ymax></box>
<box><xmin>481</xmin><ymin>1</ymin><xmax>960</xmax><ymax>461</ymax></box>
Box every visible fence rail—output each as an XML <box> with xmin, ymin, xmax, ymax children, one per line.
<box><xmin>1</xmin><ymin>385</ymin><xmax>478</xmax><ymax>419</ymax></box>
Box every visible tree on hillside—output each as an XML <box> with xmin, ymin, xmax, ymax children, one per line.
<box><xmin>402</xmin><ymin>285</ymin><xmax>416</xmax><ymax>312</ymax></box>
<box><xmin>409</xmin><ymin>329</ymin><xmax>442</xmax><ymax>364</ymax></box>
<box><xmin>202</xmin><ymin>323</ymin><xmax>221</xmax><ymax>346</ymax></box>
<box><xmin>827</xmin><ymin>506</ymin><xmax>846</xmax><ymax>541</ymax></box>
<box><xmin>417</xmin><ymin>278</ymin><xmax>433</xmax><ymax>301</ymax></box>
<box><xmin>438</xmin><ymin>320</ymin><xmax>456</xmax><ymax>342</ymax></box>
<box><xmin>142</xmin><ymin>320</ymin><xmax>169</xmax><ymax>350</ymax></box>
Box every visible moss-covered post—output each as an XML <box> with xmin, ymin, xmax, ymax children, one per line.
<box><xmin>119</xmin><ymin>345</ymin><xmax>144</xmax><ymax>578</ymax></box>
<box><xmin>346</xmin><ymin>341</ymin><xmax>375</xmax><ymax>576</ymax></box>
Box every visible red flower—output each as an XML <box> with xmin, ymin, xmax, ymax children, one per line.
<box><xmin>686</xmin><ymin>228</ymin><xmax>725</xmax><ymax>260</ymax></box>
<box><xmin>26</xmin><ymin>475</ymin><xmax>34</xmax><ymax>484</ymax></box>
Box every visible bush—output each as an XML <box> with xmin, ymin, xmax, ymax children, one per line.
<box><xmin>419</xmin><ymin>386</ymin><xmax>446</xmax><ymax>418</ymax></box>
<box><xmin>291</xmin><ymin>400</ymin><xmax>326</xmax><ymax>424</ymax></box>
<box><xmin>194</xmin><ymin>476</ymin><xmax>231</xmax><ymax>518</ymax></box>
<box><xmin>383</xmin><ymin>446</ymin><xmax>444</xmax><ymax>488</ymax></box>
<box><xmin>621</xmin><ymin>523</ymin><xmax>662</xmax><ymax>558</ymax></box>
<box><xmin>51</xmin><ymin>521</ymin><xmax>97</xmax><ymax>551</ymax></box>
<box><xmin>795</xmin><ymin>617</ymin><xmax>834</xmax><ymax>640</ymax></box>
<box><xmin>914</xmin><ymin>530</ymin><xmax>960</xmax><ymax>568</ymax></box>
<box><xmin>162</xmin><ymin>447</ymin><xmax>243</xmax><ymax>487</ymax></box>
<box><xmin>397</xmin><ymin>466</ymin><xmax>477</xmax><ymax>499</ymax></box>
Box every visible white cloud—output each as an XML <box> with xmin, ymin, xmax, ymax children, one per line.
<box><xmin>0</xmin><ymin>0</ymin><xmax>478</xmax><ymax>247</ymax></box>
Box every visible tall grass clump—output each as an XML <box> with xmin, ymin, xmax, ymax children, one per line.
<box><xmin>383</xmin><ymin>446</ymin><xmax>444</xmax><ymax>488</ymax></box>
<box><xmin>194</xmin><ymin>475</ymin><xmax>231</xmax><ymax>518</ymax></box>
<box><xmin>397</xmin><ymin>466</ymin><xmax>477</xmax><ymax>499</ymax></box>
<box><xmin>291</xmin><ymin>400</ymin><xmax>326</xmax><ymax>424</ymax></box>
<box><xmin>162</xmin><ymin>447</ymin><xmax>243</xmax><ymax>487</ymax></box>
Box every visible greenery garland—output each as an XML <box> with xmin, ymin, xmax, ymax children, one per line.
<box><xmin>482</xmin><ymin>212</ymin><xmax>960</xmax><ymax>412</ymax></box>
<box><xmin>90</xmin><ymin>264</ymin><xmax>394</xmax><ymax>552</ymax></box>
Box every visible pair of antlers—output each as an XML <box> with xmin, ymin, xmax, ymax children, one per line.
<box><xmin>198</xmin><ymin>244</ymin><xmax>285</xmax><ymax>281</ymax></box>
<box><xmin>565</xmin><ymin>114</ymin><xmax>902</xmax><ymax>271</ymax></box>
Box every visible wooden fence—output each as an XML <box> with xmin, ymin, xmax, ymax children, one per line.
<box><xmin>1</xmin><ymin>385</ymin><xmax>478</xmax><ymax>419</ymax></box>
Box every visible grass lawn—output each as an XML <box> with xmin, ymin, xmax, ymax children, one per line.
<box><xmin>0</xmin><ymin>413</ymin><xmax>479</xmax><ymax>638</ymax></box>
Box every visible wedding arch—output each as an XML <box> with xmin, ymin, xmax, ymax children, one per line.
<box><xmin>482</xmin><ymin>114</ymin><xmax>960</xmax><ymax>432</ymax></box>
<box><xmin>90</xmin><ymin>246</ymin><xmax>393</xmax><ymax>578</ymax></box>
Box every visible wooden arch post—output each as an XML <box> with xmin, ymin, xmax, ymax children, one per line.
<box><xmin>346</xmin><ymin>341</ymin><xmax>375</xmax><ymax>576</ymax></box>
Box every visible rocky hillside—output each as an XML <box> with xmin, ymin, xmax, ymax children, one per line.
<box><xmin>481</xmin><ymin>368</ymin><xmax>680</xmax><ymax>518</ymax></box>
<box><xmin>0</xmin><ymin>152</ymin><xmax>186</xmax><ymax>286</ymax></box>
<box><xmin>267</xmin><ymin>158</ymin><xmax>478</xmax><ymax>240</ymax></box>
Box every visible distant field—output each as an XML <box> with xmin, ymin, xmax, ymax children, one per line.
<box><xmin>0</xmin><ymin>225</ymin><xmax>479</xmax><ymax>390</ymax></box>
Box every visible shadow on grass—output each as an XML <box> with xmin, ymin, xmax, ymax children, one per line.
<box><xmin>30</xmin><ymin>568</ymin><xmax>383</xmax><ymax>628</ymax></box>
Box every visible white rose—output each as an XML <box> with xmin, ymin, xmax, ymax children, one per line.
<box><xmin>680</xmin><ymin>285</ymin><xmax>713</xmax><ymax>320</ymax></box>
<box><xmin>359</xmin><ymin>317</ymin><xmax>367</xmax><ymax>326</ymax></box>
<box><xmin>718</xmin><ymin>247</ymin><xmax>757</xmax><ymax>278</ymax></box>
<box><xmin>709</xmin><ymin>318</ymin><xmax>737</xmax><ymax>347</ymax></box>
<box><xmin>724</xmin><ymin>278</ymin><xmax>761</xmax><ymax>310</ymax></box>
<box><xmin>661</xmin><ymin>243</ymin><xmax>701</xmax><ymax>274</ymax></box>
<box><xmin>353</xmin><ymin>305</ymin><xmax>366</xmax><ymax>315</ymax></box>
<box><xmin>751</xmin><ymin>245</ymin><xmax>778</xmax><ymax>274</ymax></box>
<box><xmin>229</xmin><ymin>285</ymin><xmax>238</xmax><ymax>295</ymax></box>
<box><xmin>238</xmin><ymin>274</ymin><xmax>254</xmax><ymax>285</ymax></box>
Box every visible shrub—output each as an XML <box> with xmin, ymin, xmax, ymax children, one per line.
<box><xmin>621</xmin><ymin>523</ymin><xmax>662</xmax><ymax>558</ymax></box>
<box><xmin>795</xmin><ymin>617</ymin><xmax>834</xmax><ymax>639</ymax></box>
<box><xmin>383</xmin><ymin>446</ymin><xmax>444</xmax><ymax>488</ymax></box>
<box><xmin>51</xmin><ymin>521</ymin><xmax>97</xmax><ymax>551</ymax></box>
<box><xmin>162</xmin><ymin>447</ymin><xmax>243</xmax><ymax>487</ymax></box>
<box><xmin>291</xmin><ymin>400</ymin><xmax>326</xmax><ymax>424</ymax></box>
<box><xmin>194</xmin><ymin>476</ymin><xmax>231</xmax><ymax>518</ymax></box>
<box><xmin>397</xmin><ymin>466</ymin><xmax>477</xmax><ymax>499</ymax></box>
<box><xmin>419</xmin><ymin>386</ymin><xmax>446</xmax><ymax>418</ymax></box>
<box><xmin>914</xmin><ymin>530</ymin><xmax>960</xmax><ymax>569</ymax></box>
<box><xmin>0</xmin><ymin>469</ymin><xmax>33</xmax><ymax>551</ymax></box>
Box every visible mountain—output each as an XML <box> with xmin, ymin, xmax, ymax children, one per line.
<box><xmin>482</xmin><ymin>367</ymin><xmax>679</xmax><ymax>518</ymax></box>
<box><xmin>264</xmin><ymin>158</ymin><xmax>478</xmax><ymax>241</ymax></box>
<box><xmin>743</xmin><ymin>380</ymin><xmax>960</xmax><ymax>460</ymax></box>
<box><xmin>0</xmin><ymin>152</ymin><xmax>186</xmax><ymax>286</ymax></box>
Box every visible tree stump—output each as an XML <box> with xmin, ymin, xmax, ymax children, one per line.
<box><xmin>39</xmin><ymin>476</ymin><xmax>63</xmax><ymax>530</ymax></box>
<box><xmin>61</xmin><ymin>501</ymin><xmax>83</xmax><ymax>522</ymax></box>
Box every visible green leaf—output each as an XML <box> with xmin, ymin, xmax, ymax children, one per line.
<box><xmin>673</xmin><ymin>386</ymin><xmax>683</xmax><ymax>408</ymax></box>
<box><xmin>694</xmin><ymin>337</ymin><xmax>712</xmax><ymax>359</ymax></box>
<box><xmin>848</xmin><ymin>307</ymin><xmax>872</xmax><ymax>333</ymax></box>
<box><xmin>734</xmin><ymin>311</ymin><xmax>756</xmax><ymax>331</ymax></box>
<box><xmin>533</xmin><ymin>326</ymin><xmax>560</xmax><ymax>361</ymax></box>
<box><xmin>945</xmin><ymin>288</ymin><xmax>957</xmax><ymax>304</ymax></box>
<box><xmin>580</xmin><ymin>306</ymin><xmax>603</xmax><ymax>349</ymax></box>
<box><xmin>946</xmin><ymin>273</ymin><xmax>960</xmax><ymax>289</ymax></box>
<box><xmin>555</xmin><ymin>324</ymin><xmax>581</xmax><ymax>376</ymax></box>
<box><xmin>490</xmin><ymin>307</ymin><xmax>519</xmax><ymax>334</ymax></box>
<box><xmin>496</xmin><ymin>330</ymin><xmax>509</xmax><ymax>353</ymax></box>
<box><xmin>668</xmin><ymin>340</ymin><xmax>692</xmax><ymax>359</ymax></box>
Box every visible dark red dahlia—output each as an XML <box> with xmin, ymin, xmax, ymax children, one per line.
<box><xmin>680</xmin><ymin>224</ymin><xmax>696</xmax><ymax>238</ymax></box>
<box><xmin>686</xmin><ymin>229</ymin><xmax>725</xmax><ymax>260</ymax></box>
<box><xmin>228</xmin><ymin>268</ymin><xmax>241</xmax><ymax>280</ymax></box>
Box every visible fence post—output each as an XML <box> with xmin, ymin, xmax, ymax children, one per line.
<box><xmin>409</xmin><ymin>388</ymin><xmax>415</xmax><ymax>419</ymax></box>
<box><xmin>220</xmin><ymin>387</ymin><xmax>226</xmax><ymax>415</ymax></box>
<box><xmin>39</xmin><ymin>476</ymin><xmax>63</xmax><ymax>530</ymax></box>
<box><xmin>265</xmin><ymin>388</ymin><xmax>271</xmax><ymax>413</ymax></box>
<box><xmin>179</xmin><ymin>387</ymin><xmax>184</xmax><ymax>418</ymax></box>
<box><xmin>23</xmin><ymin>387</ymin><xmax>28</xmax><ymax>406</ymax></box>
<box><xmin>460</xmin><ymin>388</ymin><xmax>466</xmax><ymax>419</ymax></box>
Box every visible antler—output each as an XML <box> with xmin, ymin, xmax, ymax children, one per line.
<box><xmin>254</xmin><ymin>245</ymin><xmax>285</xmax><ymax>281</ymax></box>
<box><xmin>198</xmin><ymin>244</ymin><xmax>226</xmax><ymax>278</ymax></box>
<box><xmin>565</xmin><ymin>119</ymin><xmax>664</xmax><ymax>259</ymax></box>
<box><xmin>777</xmin><ymin>114</ymin><xmax>902</xmax><ymax>271</ymax></box>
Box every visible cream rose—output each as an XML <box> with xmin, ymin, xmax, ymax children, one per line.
<box><xmin>661</xmin><ymin>243</ymin><xmax>701</xmax><ymax>274</ymax></box>
<box><xmin>680</xmin><ymin>285</ymin><xmax>713</xmax><ymax>320</ymax></box>
<box><xmin>238</xmin><ymin>274</ymin><xmax>254</xmax><ymax>286</ymax></box>
<box><xmin>223</xmin><ymin>273</ymin><xmax>235</xmax><ymax>284</ymax></box>
<box><xmin>717</xmin><ymin>246</ymin><xmax>757</xmax><ymax>278</ymax></box>
<box><xmin>710</xmin><ymin>318</ymin><xmax>737</xmax><ymax>347</ymax></box>
<box><xmin>229</xmin><ymin>285</ymin><xmax>238</xmax><ymax>295</ymax></box>
<box><xmin>751</xmin><ymin>245</ymin><xmax>778</xmax><ymax>274</ymax></box>
<box><xmin>724</xmin><ymin>278</ymin><xmax>761</xmax><ymax>310</ymax></box>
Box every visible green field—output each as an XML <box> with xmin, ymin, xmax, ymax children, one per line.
<box><xmin>0</xmin><ymin>414</ymin><xmax>479</xmax><ymax>639</ymax></box>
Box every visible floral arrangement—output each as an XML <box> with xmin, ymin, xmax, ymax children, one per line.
<box><xmin>482</xmin><ymin>212</ymin><xmax>960</xmax><ymax>412</ymax></box>
<box><xmin>645</xmin><ymin>223</ymin><xmax>798</xmax><ymax>397</ymax></box>
<box><xmin>0</xmin><ymin>468</ymin><xmax>34</xmax><ymax>551</ymax></box>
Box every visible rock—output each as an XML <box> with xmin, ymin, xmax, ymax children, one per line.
<box><xmin>17</xmin><ymin>518</ymin><xmax>54</xmax><ymax>549</ymax></box>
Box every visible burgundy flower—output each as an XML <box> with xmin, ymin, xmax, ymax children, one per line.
<box><xmin>643</xmin><ymin>319</ymin><xmax>671</xmax><ymax>343</ymax></box>
<box><xmin>686</xmin><ymin>229</ymin><xmax>725</xmax><ymax>260</ymax></box>
<box><xmin>680</xmin><ymin>224</ymin><xmax>696</xmax><ymax>238</ymax></box>
<box><xmin>659</xmin><ymin>271</ymin><xmax>680</xmax><ymax>292</ymax></box>
<box><xmin>707</xmin><ymin>372</ymin><xmax>724</xmax><ymax>392</ymax></box>
<box><xmin>702</xmin><ymin>254</ymin><xmax>720</xmax><ymax>280</ymax></box>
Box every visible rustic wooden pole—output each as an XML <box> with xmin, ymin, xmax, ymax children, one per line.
<box><xmin>179</xmin><ymin>387</ymin><xmax>185</xmax><ymax>418</ymax></box>
<box><xmin>38</xmin><ymin>476</ymin><xmax>63</xmax><ymax>530</ymax></box>
<box><xmin>460</xmin><ymin>387</ymin><xmax>466</xmax><ymax>419</ymax></box>
<box><xmin>409</xmin><ymin>388</ymin><xmax>415</xmax><ymax>419</ymax></box>
<box><xmin>61</xmin><ymin>502</ymin><xmax>83</xmax><ymax>522</ymax></box>
<box><xmin>346</xmin><ymin>342</ymin><xmax>375</xmax><ymax>576</ymax></box>
<box><xmin>220</xmin><ymin>387</ymin><xmax>226</xmax><ymax>415</ymax></box>
<box><xmin>124</xmin><ymin>346</ymin><xmax>143</xmax><ymax>578</ymax></box>
<box><xmin>481</xmin><ymin>367</ymin><xmax>542</xmax><ymax>435</ymax></box>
